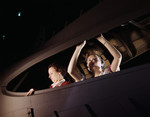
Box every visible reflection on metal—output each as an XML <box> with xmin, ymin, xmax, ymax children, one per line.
<box><xmin>129</xmin><ymin>20</ymin><xmax>150</xmax><ymax>33</ymax></box>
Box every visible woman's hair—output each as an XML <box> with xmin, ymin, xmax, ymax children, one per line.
<box><xmin>48</xmin><ymin>63</ymin><xmax>67</xmax><ymax>77</ymax></box>
<box><xmin>84</xmin><ymin>48</ymin><xmax>105</xmax><ymax>70</ymax></box>
<box><xmin>85</xmin><ymin>49</ymin><xmax>100</xmax><ymax>62</ymax></box>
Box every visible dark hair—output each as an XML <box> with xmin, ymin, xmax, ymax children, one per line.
<box><xmin>48</xmin><ymin>63</ymin><xmax>66</xmax><ymax>77</ymax></box>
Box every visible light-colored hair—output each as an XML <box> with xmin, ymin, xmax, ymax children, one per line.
<box><xmin>84</xmin><ymin>48</ymin><xmax>105</xmax><ymax>70</ymax></box>
<box><xmin>85</xmin><ymin>49</ymin><xmax>101</xmax><ymax>62</ymax></box>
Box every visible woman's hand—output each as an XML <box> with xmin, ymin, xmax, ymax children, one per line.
<box><xmin>67</xmin><ymin>40</ymin><xmax>86</xmax><ymax>82</ymax></box>
<box><xmin>96</xmin><ymin>33</ymin><xmax>122</xmax><ymax>72</ymax></box>
<box><xmin>76</xmin><ymin>40</ymin><xmax>86</xmax><ymax>49</ymax></box>
<box><xmin>96</xmin><ymin>34</ymin><xmax>103</xmax><ymax>39</ymax></box>
<box><xmin>25</xmin><ymin>88</ymin><xmax>34</xmax><ymax>96</ymax></box>
<box><xmin>96</xmin><ymin>34</ymin><xmax>107</xmax><ymax>45</ymax></box>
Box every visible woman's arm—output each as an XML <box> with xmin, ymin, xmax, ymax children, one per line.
<box><xmin>97</xmin><ymin>34</ymin><xmax>122</xmax><ymax>72</ymax></box>
<box><xmin>67</xmin><ymin>41</ymin><xmax>86</xmax><ymax>82</ymax></box>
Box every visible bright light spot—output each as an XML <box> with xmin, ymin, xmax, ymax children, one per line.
<box><xmin>129</xmin><ymin>21</ymin><xmax>132</xmax><ymax>23</ymax></box>
<box><xmin>121</xmin><ymin>24</ymin><xmax>125</xmax><ymax>27</ymax></box>
<box><xmin>18</xmin><ymin>11</ymin><xmax>21</xmax><ymax>16</ymax></box>
<box><xmin>2</xmin><ymin>35</ymin><xmax>5</xmax><ymax>39</ymax></box>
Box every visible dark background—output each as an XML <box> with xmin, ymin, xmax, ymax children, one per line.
<box><xmin>0</xmin><ymin>0</ymin><xmax>99</xmax><ymax>73</ymax></box>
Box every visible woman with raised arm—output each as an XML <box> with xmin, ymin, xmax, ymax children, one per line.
<box><xmin>67</xmin><ymin>34</ymin><xmax>122</xmax><ymax>82</ymax></box>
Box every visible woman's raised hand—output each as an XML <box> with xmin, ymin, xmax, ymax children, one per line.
<box><xmin>76</xmin><ymin>40</ymin><xmax>86</xmax><ymax>48</ymax></box>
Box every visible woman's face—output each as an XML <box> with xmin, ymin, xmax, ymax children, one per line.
<box><xmin>48</xmin><ymin>66</ymin><xmax>61</xmax><ymax>83</ymax></box>
<box><xmin>86</xmin><ymin>55</ymin><xmax>102</xmax><ymax>72</ymax></box>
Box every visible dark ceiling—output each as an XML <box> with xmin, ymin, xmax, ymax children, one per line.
<box><xmin>0</xmin><ymin>0</ymin><xmax>99</xmax><ymax>72</ymax></box>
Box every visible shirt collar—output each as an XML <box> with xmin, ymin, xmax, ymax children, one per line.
<box><xmin>51</xmin><ymin>79</ymin><xmax>66</xmax><ymax>88</ymax></box>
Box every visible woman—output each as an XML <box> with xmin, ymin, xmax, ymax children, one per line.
<box><xmin>26</xmin><ymin>63</ymin><xmax>70</xmax><ymax>96</ymax></box>
<box><xmin>67</xmin><ymin>34</ymin><xmax>122</xmax><ymax>82</ymax></box>
<box><xmin>48</xmin><ymin>63</ymin><xmax>70</xmax><ymax>88</ymax></box>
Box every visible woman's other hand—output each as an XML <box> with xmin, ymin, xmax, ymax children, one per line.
<box><xmin>25</xmin><ymin>88</ymin><xmax>34</xmax><ymax>96</ymax></box>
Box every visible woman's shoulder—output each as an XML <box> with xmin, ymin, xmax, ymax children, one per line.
<box><xmin>104</xmin><ymin>65</ymin><xmax>112</xmax><ymax>74</ymax></box>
